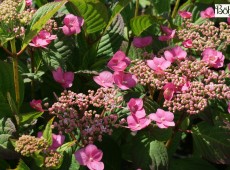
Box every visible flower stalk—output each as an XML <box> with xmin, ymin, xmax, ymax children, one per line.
<box><xmin>10</xmin><ymin>39</ymin><xmax>20</xmax><ymax>108</ymax></box>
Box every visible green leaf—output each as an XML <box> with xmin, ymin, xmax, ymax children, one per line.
<box><xmin>7</xmin><ymin>93</ymin><xmax>19</xmax><ymax>124</ymax></box>
<box><xmin>169</xmin><ymin>157</ymin><xmax>217</xmax><ymax>170</ymax></box>
<box><xmin>69</xmin><ymin>0</ymin><xmax>109</xmax><ymax>34</ymax></box>
<box><xmin>97</xmin><ymin>14</ymin><xmax>124</xmax><ymax>57</ymax></box>
<box><xmin>96</xmin><ymin>135</ymin><xmax>122</xmax><ymax>170</ymax></box>
<box><xmin>0</xmin><ymin>118</ymin><xmax>18</xmax><ymax>159</ymax></box>
<box><xmin>43</xmin><ymin>117</ymin><xmax>54</xmax><ymax>146</ymax></box>
<box><xmin>0</xmin><ymin>60</ymin><xmax>24</xmax><ymax>112</ymax></box>
<box><xmin>21</xmin><ymin>0</ymin><xmax>67</xmax><ymax>51</ymax></box>
<box><xmin>192</xmin><ymin>120</ymin><xmax>230</xmax><ymax>164</ymax></box>
<box><xmin>33</xmin><ymin>152</ymin><xmax>44</xmax><ymax>167</ymax></box>
<box><xmin>105</xmin><ymin>0</ymin><xmax>132</xmax><ymax>30</ymax></box>
<box><xmin>18</xmin><ymin>111</ymin><xmax>44</xmax><ymax>125</ymax></box>
<box><xmin>0</xmin><ymin>159</ymin><xmax>10</xmax><ymax>169</ymax></box>
<box><xmin>130</xmin><ymin>15</ymin><xmax>155</xmax><ymax>36</ymax></box>
<box><xmin>143</xmin><ymin>97</ymin><xmax>159</xmax><ymax>114</ymax></box>
<box><xmin>69</xmin><ymin>154</ymin><xmax>80</xmax><ymax>170</ymax></box>
<box><xmin>152</xmin><ymin>0</ymin><xmax>171</xmax><ymax>16</ymax></box>
<box><xmin>0</xmin><ymin>118</ymin><xmax>16</xmax><ymax>135</ymax></box>
<box><xmin>14</xmin><ymin>159</ymin><xmax>30</xmax><ymax>170</ymax></box>
<box><xmin>149</xmin><ymin>140</ymin><xmax>168</xmax><ymax>170</ymax></box>
<box><xmin>56</xmin><ymin>140</ymin><xmax>76</xmax><ymax>153</ymax></box>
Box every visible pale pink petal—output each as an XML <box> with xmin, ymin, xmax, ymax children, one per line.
<box><xmin>87</xmin><ymin>161</ymin><xmax>104</xmax><ymax>170</ymax></box>
<box><xmin>157</xmin><ymin>123</ymin><xmax>167</xmax><ymax>129</ymax></box>
<box><xmin>155</xmin><ymin>109</ymin><xmax>166</xmax><ymax>118</ymax></box>
<box><xmin>164</xmin><ymin>111</ymin><xmax>174</xmax><ymax>121</ymax></box>
<box><xmin>148</xmin><ymin>113</ymin><xmax>162</xmax><ymax>122</ymax></box>
<box><xmin>178</xmin><ymin>10</ymin><xmax>192</xmax><ymax>19</ymax></box>
<box><xmin>163</xmin><ymin>121</ymin><xmax>175</xmax><ymax>127</ymax></box>
<box><xmin>134</xmin><ymin>109</ymin><xmax>146</xmax><ymax>119</ymax></box>
<box><xmin>75</xmin><ymin>148</ymin><xmax>89</xmax><ymax>165</ymax></box>
<box><xmin>200</xmin><ymin>7</ymin><xmax>215</xmax><ymax>18</ymax></box>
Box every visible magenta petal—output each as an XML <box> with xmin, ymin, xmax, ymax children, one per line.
<box><xmin>51</xmin><ymin>134</ymin><xmax>65</xmax><ymax>149</ymax></box>
<box><xmin>164</xmin><ymin>51</ymin><xmax>175</xmax><ymax>62</ymax></box>
<box><xmin>87</xmin><ymin>161</ymin><xmax>104</xmax><ymax>170</ymax></box>
<box><xmin>75</xmin><ymin>148</ymin><xmax>88</xmax><ymax>165</ymax></box>
<box><xmin>52</xmin><ymin>67</ymin><xmax>64</xmax><ymax>83</ymax></box>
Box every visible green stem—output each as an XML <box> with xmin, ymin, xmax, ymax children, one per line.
<box><xmin>135</xmin><ymin>0</ymin><xmax>139</xmax><ymax>17</ymax></box>
<box><xmin>165</xmin><ymin>112</ymin><xmax>187</xmax><ymax>148</ymax></box>
<box><xmin>171</xmin><ymin>0</ymin><xmax>180</xmax><ymax>18</ymax></box>
<box><xmin>10</xmin><ymin>39</ymin><xmax>20</xmax><ymax>108</ymax></box>
<box><xmin>30</xmin><ymin>48</ymin><xmax>35</xmax><ymax>99</ymax></box>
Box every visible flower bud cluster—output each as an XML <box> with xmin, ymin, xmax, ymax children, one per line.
<box><xmin>129</xmin><ymin>58</ymin><xmax>229</xmax><ymax>114</ymax></box>
<box><xmin>79</xmin><ymin>111</ymin><xmax>118</xmax><ymax>145</ymax></box>
<box><xmin>44</xmin><ymin>150</ymin><xmax>62</xmax><ymax>168</ymax></box>
<box><xmin>49</xmin><ymin>88</ymin><xmax>122</xmax><ymax>143</ymax></box>
<box><xmin>177</xmin><ymin>20</ymin><xmax>230</xmax><ymax>51</ymax></box>
<box><xmin>15</xmin><ymin>135</ymin><xmax>48</xmax><ymax>156</ymax></box>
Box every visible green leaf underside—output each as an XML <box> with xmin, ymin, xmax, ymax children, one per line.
<box><xmin>97</xmin><ymin>14</ymin><xmax>124</xmax><ymax>57</ymax></box>
<box><xmin>69</xmin><ymin>0</ymin><xmax>108</xmax><ymax>34</ymax></box>
<box><xmin>43</xmin><ymin>117</ymin><xmax>54</xmax><ymax>146</ymax></box>
<box><xmin>192</xmin><ymin>120</ymin><xmax>230</xmax><ymax>164</ymax></box>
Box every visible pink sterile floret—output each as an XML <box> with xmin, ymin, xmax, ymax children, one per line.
<box><xmin>147</xmin><ymin>57</ymin><xmax>171</xmax><ymax>74</ymax></box>
<box><xmin>149</xmin><ymin>109</ymin><xmax>175</xmax><ymax>129</ymax></box>
<box><xmin>107</xmin><ymin>51</ymin><xmax>131</xmax><ymax>71</ymax></box>
<box><xmin>62</xmin><ymin>14</ymin><xmax>84</xmax><ymax>36</ymax></box>
<box><xmin>133</xmin><ymin>36</ymin><xmax>153</xmax><ymax>48</ymax></box>
<box><xmin>127</xmin><ymin>98</ymin><xmax>146</xmax><ymax>118</ymax></box>
<box><xmin>113</xmin><ymin>71</ymin><xmax>137</xmax><ymax>90</ymax></box>
<box><xmin>127</xmin><ymin>114</ymin><xmax>151</xmax><ymax>131</ymax></box>
<box><xmin>164</xmin><ymin>46</ymin><xmax>187</xmax><ymax>63</ymax></box>
<box><xmin>163</xmin><ymin>83</ymin><xmax>177</xmax><ymax>101</ymax></box>
<box><xmin>75</xmin><ymin>144</ymin><xmax>104</xmax><ymax>170</ymax></box>
<box><xmin>178</xmin><ymin>10</ymin><xmax>192</xmax><ymax>19</ymax></box>
<box><xmin>29</xmin><ymin>30</ymin><xmax>57</xmax><ymax>48</ymax></box>
<box><xmin>37</xmin><ymin>132</ymin><xmax>65</xmax><ymax>150</ymax></box>
<box><xmin>30</xmin><ymin>99</ymin><xmax>44</xmax><ymax>112</ymax></box>
<box><xmin>202</xmin><ymin>48</ymin><xmax>225</xmax><ymax>68</ymax></box>
<box><xmin>227</xmin><ymin>17</ymin><xmax>230</xmax><ymax>25</ymax></box>
<box><xmin>200</xmin><ymin>7</ymin><xmax>215</xmax><ymax>18</ymax></box>
<box><xmin>158</xmin><ymin>26</ymin><xmax>176</xmax><ymax>41</ymax></box>
<box><xmin>93</xmin><ymin>71</ymin><xmax>114</xmax><ymax>88</ymax></box>
<box><xmin>52</xmin><ymin>67</ymin><xmax>74</xmax><ymax>89</ymax></box>
<box><xmin>182</xmin><ymin>39</ymin><xmax>193</xmax><ymax>48</ymax></box>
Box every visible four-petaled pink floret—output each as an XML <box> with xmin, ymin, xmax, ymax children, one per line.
<box><xmin>200</xmin><ymin>7</ymin><xmax>215</xmax><ymax>18</ymax></box>
<box><xmin>202</xmin><ymin>48</ymin><xmax>225</xmax><ymax>68</ymax></box>
<box><xmin>29</xmin><ymin>30</ymin><xmax>57</xmax><ymax>48</ymax></box>
<box><xmin>62</xmin><ymin>14</ymin><xmax>84</xmax><ymax>36</ymax></box>
<box><xmin>158</xmin><ymin>26</ymin><xmax>176</xmax><ymax>41</ymax></box>
<box><xmin>149</xmin><ymin>109</ymin><xmax>175</xmax><ymax>129</ymax></box>
<box><xmin>52</xmin><ymin>67</ymin><xmax>74</xmax><ymax>89</ymax></box>
<box><xmin>107</xmin><ymin>51</ymin><xmax>131</xmax><ymax>72</ymax></box>
<box><xmin>164</xmin><ymin>46</ymin><xmax>187</xmax><ymax>63</ymax></box>
<box><xmin>93</xmin><ymin>71</ymin><xmax>114</xmax><ymax>88</ymax></box>
<box><xmin>75</xmin><ymin>144</ymin><xmax>104</xmax><ymax>170</ymax></box>
<box><xmin>147</xmin><ymin>57</ymin><xmax>171</xmax><ymax>74</ymax></box>
<box><xmin>113</xmin><ymin>71</ymin><xmax>137</xmax><ymax>90</ymax></box>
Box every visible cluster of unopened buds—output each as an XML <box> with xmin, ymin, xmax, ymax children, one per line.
<box><xmin>15</xmin><ymin>132</ymin><xmax>64</xmax><ymax>168</ymax></box>
<box><xmin>177</xmin><ymin>8</ymin><xmax>230</xmax><ymax>51</ymax></box>
<box><xmin>129</xmin><ymin>45</ymin><xmax>229</xmax><ymax>114</ymax></box>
